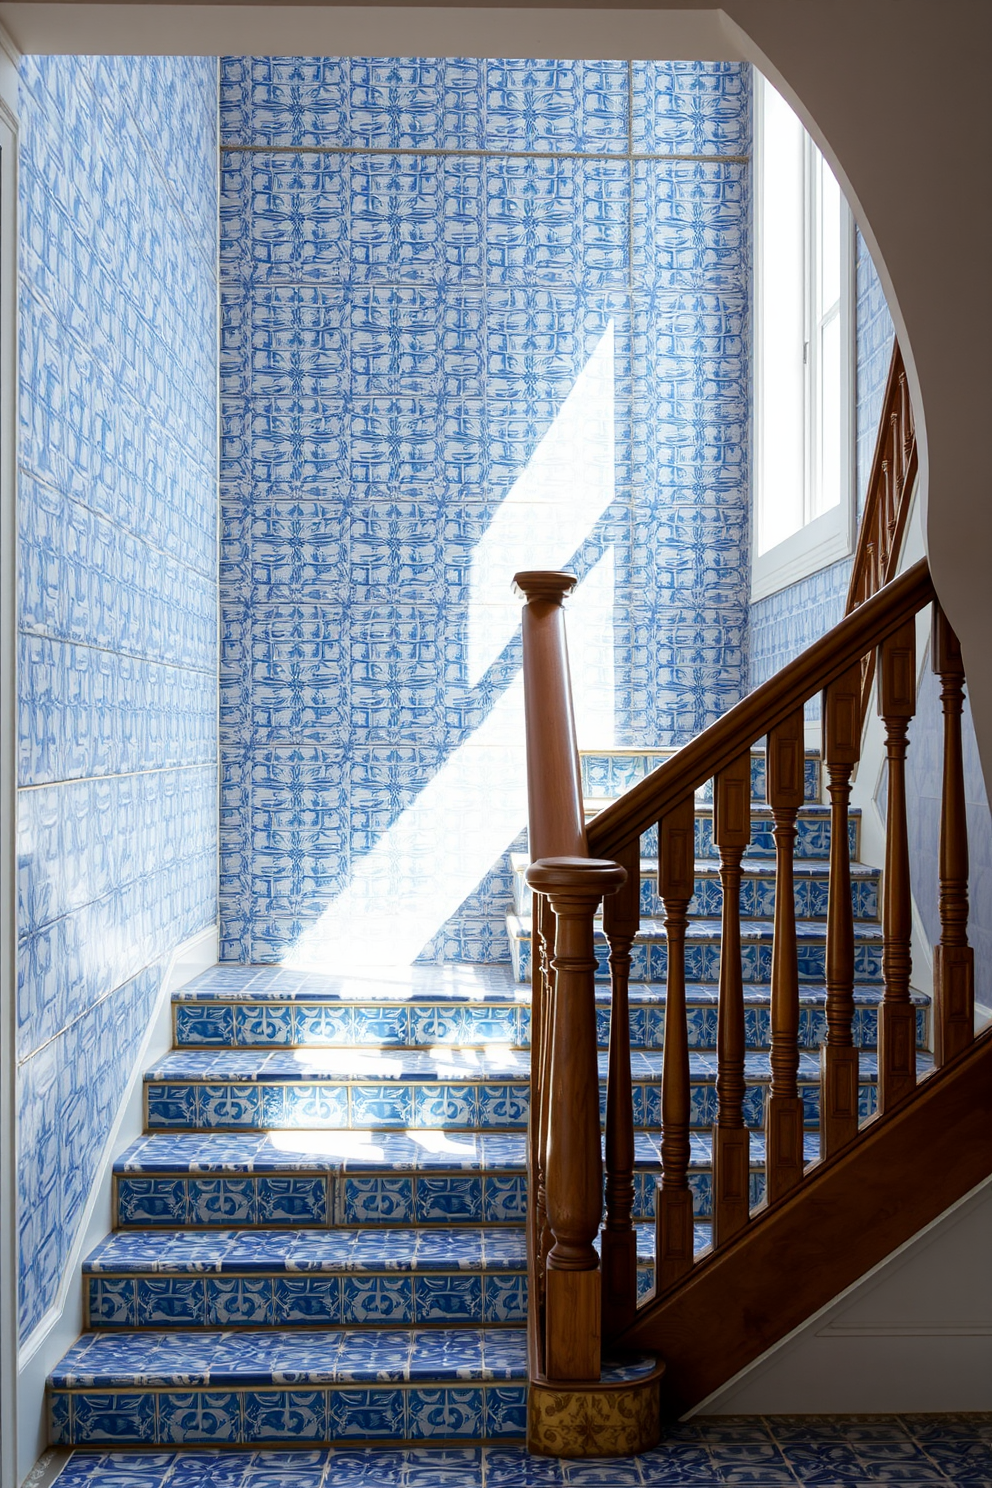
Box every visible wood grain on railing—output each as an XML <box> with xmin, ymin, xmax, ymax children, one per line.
<box><xmin>602</xmin><ymin>838</ymin><xmax>641</xmax><ymax>1335</ymax></box>
<box><xmin>845</xmin><ymin>340</ymin><xmax>917</xmax><ymax>718</ymax></box>
<box><xmin>932</xmin><ymin>602</ymin><xmax>975</xmax><ymax>1065</ymax></box>
<box><xmin>527</xmin><ymin>856</ymin><xmax>625</xmax><ymax>1381</ymax></box>
<box><xmin>656</xmin><ymin>795</ymin><xmax>696</xmax><ymax>1291</ymax></box>
<box><xmin>712</xmin><ymin>753</ymin><xmax>751</xmax><ymax>1245</ymax></box>
<box><xmin>878</xmin><ymin>617</ymin><xmax>917</xmax><ymax>1112</ymax></box>
<box><xmin>765</xmin><ymin>707</ymin><xmax>806</xmax><ymax>1203</ymax></box>
<box><xmin>587</xmin><ymin>560</ymin><xmax>935</xmax><ymax>864</ymax></box>
<box><xmin>821</xmin><ymin>662</ymin><xmax>862</xmax><ymax>1155</ymax></box>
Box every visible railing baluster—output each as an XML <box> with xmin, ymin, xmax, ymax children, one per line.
<box><xmin>932</xmin><ymin>602</ymin><xmax>974</xmax><ymax>1065</ymax></box>
<box><xmin>602</xmin><ymin>839</ymin><xmax>641</xmax><ymax>1334</ymax></box>
<box><xmin>765</xmin><ymin>707</ymin><xmax>806</xmax><ymax>1204</ymax></box>
<box><xmin>656</xmin><ymin>795</ymin><xmax>696</xmax><ymax>1291</ymax></box>
<box><xmin>527</xmin><ymin>857</ymin><xmax>625</xmax><ymax>1380</ymax></box>
<box><xmin>821</xmin><ymin>663</ymin><xmax>863</xmax><ymax>1156</ymax></box>
<box><xmin>532</xmin><ymin>890</ymin><xmax>556</xmax><ymax>1314</ymax></box>
<box><xmin>712</xmin><ymin>752</ymin><xmax>751</xmax><ymax>1246</ymax></box>
<box><xmin>878</xmin><ymin>617</ymin><xmax>918</xmax><ymax>1112</ymax></box>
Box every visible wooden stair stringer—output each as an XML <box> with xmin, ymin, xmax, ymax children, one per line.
<box><xmin>619</xmin><ymin>1027</ymin><xmax>992</xmax><ymax>1415</ymax></box>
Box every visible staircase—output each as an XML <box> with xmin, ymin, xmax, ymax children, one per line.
<box><xmin>46</xmin><ymin>741</ymin><xmax>927</xmax><ymax>1452</ymax></box>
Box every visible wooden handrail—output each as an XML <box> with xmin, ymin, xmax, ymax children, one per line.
<box><xmin>588</xmin><ymin>557</ymin><xmax>935</xmax><ymax>860</ymax></box>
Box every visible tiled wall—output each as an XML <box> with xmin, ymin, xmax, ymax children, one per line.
<box><xmin>219</xmin><ymin>57</ymin><xmax>751</xmax><ymax>965</ymax></box>
<box><xmin>748</xmin><ymin>234</ymin><xmax>895</xmax><ymax>690</ymax></box>
<box><xmin>16</xmin><ymin>57</ymin><xmax>219</xmax><ymax>1342</ymax></box>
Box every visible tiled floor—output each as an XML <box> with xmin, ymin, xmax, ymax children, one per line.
<box><xmin>48</xmin><ymin>1416</ymin><xmax>992</xmax><ymax>1485</ymax></box>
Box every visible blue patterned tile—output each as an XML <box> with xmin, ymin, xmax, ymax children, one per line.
<box><xmin>327</xmin><ymin>1387</ymin><xmax>407</xmax><ymax>1440</ymax></box>
<box><xmin>242</xmin><ymin>1389</ymin><xmax>328</xmax><ymax>1442</ymax></box>
<box><xmin>157</xmin><ymin>1393</ymin><xmax>243</xmax><ymax>1445</ymax></box>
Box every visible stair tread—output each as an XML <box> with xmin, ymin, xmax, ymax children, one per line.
<box><xmin>49</xmin><ymin>1326</ymin><xmax>529</xmax><ymax>1388</ymax></box>
<box><xmin>85</xmin><ymin>1220</ymin><xmax>708</xmax><ymax>1276</ymax></box>
<box><xmin>175</xmin><ymin>965</ymin><xmax>522</xmax><ymax>1005</ymax></box>
<box><xmin>118</xmin><ymin>1128</ymin><xmax>821</xmax><ymax>1177</ymax></box>
<box><xmin>116</xmin><ymin>1130</ymin><xmax>529</xmax><ymax>1174</ymax></box>
<box><xmin>85</xmin><ymin>1226</ymin><xmax>530</xmax><ymax>1274</ymax></box>
<box><xmin>506</xmin><ymin>913</ymin><xmax>884</xmax><ymax>943</ymax></box>
<box><xmin>147</xmin><ymin>1046</ymin><xmax>927</xmax><ymax>1084</ymax></box>
<box><xmin>511</xmin><ymin>852</ymin><xmax>880</xmax><ymax>880</ymax></box>
<box><xmin>175</xmin><ymin>979</ymin><xmax>926</xmax><ymax>1010</ymax></box>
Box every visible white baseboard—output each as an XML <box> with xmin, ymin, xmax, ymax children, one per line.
<box><xmin>16</xmin><ymin>924</ymin><xmax>217</xmax><ymax>1485</ymax></box>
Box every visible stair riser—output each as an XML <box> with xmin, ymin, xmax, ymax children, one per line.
<box><xmin>143</xmin><ymin>1077</ymin><xmax>880</xmax><ymax>1133</ymax></box>
<box><xmin>87</xmin><ymin>1272</ymin><xmax>529</xmax><ymax>1329</ymax></box>
<box><xmin>115</xmin><ymin>1172</ymin><xmax>528</xmax><ymax>1229</ymax></box>
<box><xmin>173</xmin><ymin>1002</ymin><xmax>925</xmax><ymax>1053</ymax></box>
<box><xmin>581</xmin><ymin>752</ymin><xmax>821</xmax><ymax>803</ymax></box>
<box><xmin>513</xmin><ymin>871</ymin><xmax>879</xmax><ymax>921</ymax></box>
<box><xmin>642</xmin><ymin>815</ymin><xmax>855</xmax><ymax>861</ymax></box>
<box><xmin>510</xmin><ymin>935</ymin><xmax>882</xmax><ymax>985</ymax></box>
<box><xmin>114</xmin><ymin>1167</ymin><xmax>770</xmax><ymax>1232</ymax></box>
<box><xmin>86</xmin><ymin>1264</ymin><xmax>666</xmax><ymax>1331</ymax></box>
<box><xmin>50</xmin><ymin>1383</ymin><xmax>528</xmax><ymax>1448</ymax></box>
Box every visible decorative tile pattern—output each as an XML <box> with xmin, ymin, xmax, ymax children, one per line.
<box><xmin>17</xmin><ymin>54</ymin><xmax>219</xmax><ymax>1342</ymax></box>
<box><xmin>219</xmin><ymin>57</ymin><xmax>752</xmax><ymax>964</ymax></box>
<box><xmin>48</xmin><ymin>1414</ymin><xmax>992</xmax><ymax>1480</ymax></box>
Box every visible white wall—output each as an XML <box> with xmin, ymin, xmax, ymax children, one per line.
<box><xmin>697</xmin><ymin>1175</ymin><xmax>992</xmax><ymax>1415</ymax></box>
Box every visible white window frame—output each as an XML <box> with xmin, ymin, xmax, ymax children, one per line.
<box><xmin>751</xmin><ymin>73</ymin><xmax>856</xmax><ymax>602</ymax></box>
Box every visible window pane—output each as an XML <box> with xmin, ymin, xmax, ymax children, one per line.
<box><xmin>819</xmin><ymin>154</ymin><xmax>842</xmax><ymax>317</ymax></box>
<box><xmin>815</xmin><ymin>309</ymin><xmax>841</xmax><ymax>517</ymax></box>
<box><xmin>757</xmin><ymin>80</ymin><xmax>805</xmax><ymax>555</ymax></box>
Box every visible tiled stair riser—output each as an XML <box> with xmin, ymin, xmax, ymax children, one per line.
<box><xmin>579</xmin><ymin>752</ymin><xmax>822</xmax><ymax>803</ymax></box>
<box><xmin>144</xmin><ymin>1072</ymin><xmax>881</xmax><ymax>1133</ymax></box>
<box><xmin>508</xmin><ymin>930</ymin><xmax>883</xmax><ymax>985</ymax></box>
<box><xmin>631</xmin><ymin>811</ymin><xmax>856</xmax><ymax>862</ymax></box>
<box><xmin>512</xmin><ymin>866</ymin><xmax>880</xmax><ymax>921</ymax></box>
<box><xmin>50</xmin><ymin>1377</ymin><xmax>529</xmax><ymax>1449</ymax></box>
<box><xmin>173</xmin><ymin>1000</ymin><xmax>925</xmax><ymax>1052</ymax></box>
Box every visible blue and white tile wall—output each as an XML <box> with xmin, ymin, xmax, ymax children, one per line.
<box><xmin>748</xmin><ymin>234</ymin><xmax>895</xmax><ymax>690</ymax></box>
<box><xmin>219</xmin><ymin>57</ymin><xmax>752</xmax><ymax>965</ymax></box>
<box><xmin>17</xmin><ymin>56</ymin><xmax>219</xmax><ymax>1342</ymax></box>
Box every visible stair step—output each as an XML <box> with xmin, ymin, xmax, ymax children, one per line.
<box><xmin>172</xmin><ymin>969</ymin><xmax>927</xmax><ymax>1054</ymax></box>
<box><xmin>580</xmin><ymin>747</ymin><xmax>821</xmax><ymax>805</ymax></box>
<box><xmin>596</xmin><ymin>806</ymin><xmax>857</xmax><ymax>863</ymax></box>
<box><xmin>113</xmin><ymin>1128</ymin><xmax>829</xmax><ymax>1230</ymax></box>
<box><xmin>49</xmin><ymin>1326</ymin><xmax>530</xmax><ymax>1446</ymax></box>
<box><xmin>83</xmin><ymin>1223</ymin><xmax>709</xmax><ymax>1330</ymax></box>
<box><xmin>142</xmin><ymin>1050</ymin><xmax>934</xmax><ymax>1134</ymax></box>
<box><xmin>114</xmin><ymin>1130</ymin><xmax>529</xmax><ymax>1228</ymax></box>
<box><xmin>512</xmin><ymin>853</ymin><xmax>880</xmax><ymax>921</ymax></box>
<box><xmin>506</xmin><ymin>911</ymin><xmax>883</xmax><ymax>985</ymax></box>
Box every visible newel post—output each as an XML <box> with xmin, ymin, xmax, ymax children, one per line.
<box><xmin>527</xmin><ymin>856</ymin><xmax>626</xmax><ymax>1382</ymax></box>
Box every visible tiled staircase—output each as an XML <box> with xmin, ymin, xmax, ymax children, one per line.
<box><xmin>48</xmin><ymin>747</ymin><xmax>930</xmax><ymax>1452</ymax></box>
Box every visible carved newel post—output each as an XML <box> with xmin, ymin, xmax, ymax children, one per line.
<box><xmin>526</xmin><ymin>856</ymin><xmax>626</xmax><ymax>1382</ymax></box>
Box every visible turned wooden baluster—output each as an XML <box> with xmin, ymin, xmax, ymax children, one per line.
<box><xmin>765</xmin><ymin>708</ymin><xmax>806</xmax><ymax>1204</ymax></box>
<box><xmin>526</xmin><ymin>856</ymin><xmax>625</xmax><ymax>1381</ymax></box>
<box><xmin>878</xmin><ymin>617</ymin><xmax>917</xmax><ymax>1111</ymax></box>
<box><xmin>656</xmin><ymin>795</ymin><xmax>696</xmax><ymax>1291</ymax></box>
<box><xmin>531</xmin><ymin>889</ymin><xmax>557</xmax><ymax>1307</ymax></box>
<box><xmin>602</xmin><ymin>838</ymin><xmax>641</xmax><ymax>1335</ymax></box>
<box><xmin>820</xmin><ymin>662</ymin><xmax>863</xmax><ymax>1156</ymax></box>
<box><xmin>932</xmin><ymin>603</ymin><xmax>975</xmax><ymax>1065</ymax></box>
<box><xmin>712</xmin><ymin>753</ymin><xmax>751</xmax><ymax>1245</ymax></box>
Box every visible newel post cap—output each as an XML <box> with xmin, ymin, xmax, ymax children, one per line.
<box><xmin>512</xmin><ymin>571</ymin><xmax>577</xmax><ymax>605</ymax></box>
<box><xmin>526</xmin><ymin>856</ymin><xmax>627</xmax><ymax>897</ymax></box>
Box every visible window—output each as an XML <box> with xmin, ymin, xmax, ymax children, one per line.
<box><xmin>751</xmin><ymin>73</ymin><xmax>855</xmax><ymax>600</ymax></box>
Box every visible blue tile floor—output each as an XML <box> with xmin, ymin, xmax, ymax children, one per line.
<box><xmin>46</xmin><ymin>1416</ymin><xmax>992</xmax><ymax>1485</ymax></box>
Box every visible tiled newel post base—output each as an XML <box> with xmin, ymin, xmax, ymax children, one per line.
<box><xmin>48</xmin><ymin>748</ymin><xmax>931</xmax><ymax>1453</ymax></box>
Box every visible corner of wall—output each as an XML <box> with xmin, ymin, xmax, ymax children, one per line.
<box><xmin>15</xmin><ymin>924</ymin><xmax>217</xmax><ymax>1483</ymax></box>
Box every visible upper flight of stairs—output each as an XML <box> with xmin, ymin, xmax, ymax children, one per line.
<box><xmin>47</xmin><ymin>746</ymin><xmax>931</xmax><ymax>1450</ymax></box>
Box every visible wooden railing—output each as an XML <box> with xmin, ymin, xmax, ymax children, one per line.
<box><xmin>516</xmin><ymin>556</ymin><xmax>977</xmax><ymax>1398</ymax></box>
<box><xmin>846</xmin><ymin>338</ymin><xmax>917</xmax><ymax>718</ymax></box>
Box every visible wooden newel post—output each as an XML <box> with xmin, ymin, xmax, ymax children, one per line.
<box><xmin>526</xmin><ymin>857</ymin><xmax>626</xmax><ymax>1382</ymax></box>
